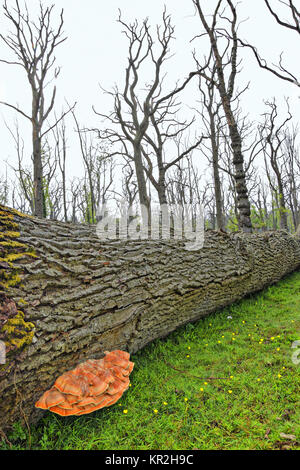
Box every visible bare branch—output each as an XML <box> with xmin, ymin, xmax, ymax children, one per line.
<box><xmin>0</xmin><ymin>100</ymin><xmax>32</xmax><ymax>121</ymax></box>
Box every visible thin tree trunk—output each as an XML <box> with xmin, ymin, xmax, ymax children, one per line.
<box><xmin>276</xmin><ymin>177</ymin><xmax>288</xmax><ymax>231</ymax></box>
<box><xmin>32</xmin><ymin>128</ymin><xmax>44</xmax><ymax>219</ymax></box>
<box><xmin>133</xmin><ymin>147</ymin><xmax>151</xmax><ymax>224</ymax></box>
<box><xmin>158</xmin><ymin>169</ymin><xmax>168</xmax><ymax>206</ymax></box>
<box><xmin>221</xmin><ymin>101</ymin><xmax>252</xmax><ymax>232</ymax></box>
<box><xmin>210</xmin><ymin>113</ymin><xmax>224</xmax><ymax>230</ymax></box>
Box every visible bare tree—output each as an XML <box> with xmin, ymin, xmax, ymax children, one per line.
<box><xmin>141</xmin><ymin>102</ymin><xmax>204</xmax><ymax>206</ymax></box>
<box><xmin>259</xmin><ymin>99</ymin><xmax>293</xmax><ymax>230</ymax></box>
<box><xmin>95</xmin><ymin>8</ymin><xmax>195</xmax><ymax>225</ymax></box>
<box><xmin>194</xmin><ymin>68</ymin><xmax>226</xmax><ymax>230</ymax></box>
<box><xmin>72</xmin><ymin>110</ymin><xmax>97</xmax><ymax>224</ymax></box>
<box><xmin>4</xmin><ymin>119</ymin><xmax>35</xmax><ymax>213</ymax></box>
<box><xmin>191</xmin><ymin>0</ymin><xmax>253</xmax><ymax>232</ymax></box>
<box><xmin>69</xmin><ymin>177</ymin><xmax>82</xmax><ymax>223</ymax></box>
<box><xmin>0</xmin><ymin>0</ymin><xmax>75</xmax><ymax>217</ymax></box>
<box><xmin>236</xmin><ymin>0</ymin><xmax>300</xmax><ymax>232</ymax></box>
<box><xmin>72</xmin><ymin>111</ymin><xmax>115</xmax><ymax>224</ymax></box>
<box><xmin>257</xmin><ymin>178</ymin><xmax>273</xmax><ymax>231</ymax></box>
<box><xmin>51</xmin><ymin>116</ymin><xmax>68</xmax><ymax>222</ymax></box>
<box><xmin>166</xmin><ymin>154</ymin><xmax>212</xmax><ymax>222</ymax></box>
<box><xmin>119</xmin><ymin>158</ymin><xmax>139</xmax><ymax>212</ymax></box>
<box><xmin>282</xmin><ymin>126</ymin><xmax>300</xmax><ymax>230</ymax></box>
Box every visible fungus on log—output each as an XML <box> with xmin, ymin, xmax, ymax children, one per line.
<box><xmin>0</xmin><ymin>205</ymin><xmax>300</xmax><ymax>433</ymax></box>
<box><xmin>35</xmin><ymin>350</ymin><xmax>134</xmax><ymax>416</ymax></box>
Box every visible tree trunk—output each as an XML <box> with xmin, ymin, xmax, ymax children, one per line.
<box><xmin>0</xmin><ymin>204</ymin><xmax>300</xmax><ymax>433</ymax></box>
<box><xmin>32</xmin><ymin>126</ymin><xmax>44</xmax><ymax>219</ymax></box>
<box><xmin>133</xmin><ymin>146</ymin><xmax>151</xmax><ymax>220</ymax></box>
<box><xmin>271</xmin><ymin>161</ymin><xmax>289</xmax><ymax>231</ymax></box>
<box><xmin>158</xmin><ymin>169</ymin><xmax>168</xmax><ymax>207</ymax></box>
<box><xmin>210</xmin><ymin>113</ymin><xmax>224</xmax><ymax>231</ymax></box>
<box><xmin>221</xmin><ymin>98</ymin><xmax>253</xmax><ymax>232</ymax></box>
<box><xmin>277</xmin><ymin>183</ymin><xmax>288</xmax><ymax>231</ymax></box>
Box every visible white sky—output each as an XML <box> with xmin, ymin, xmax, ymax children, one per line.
<box><xmin>0</xmin><ymin>0</ymin><xmax>299</xmax><ymax>187</ymax></box>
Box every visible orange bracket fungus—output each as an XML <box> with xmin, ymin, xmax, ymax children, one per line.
<box><xmin>35</xmin><ymin>350</ymin><xmax>134</xmax><ymax>416</ymax></box>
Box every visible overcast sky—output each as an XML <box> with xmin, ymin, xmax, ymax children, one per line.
<box><xmin>0</xmin><ymin>0</ymin><xmax>299</xmax><ymax>185</ymax></box>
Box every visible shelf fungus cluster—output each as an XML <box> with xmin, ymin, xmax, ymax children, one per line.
<box><xmin>35</xmin><ymin>350</ymin><xmax>134</xmax><ymax>416</ymax></box>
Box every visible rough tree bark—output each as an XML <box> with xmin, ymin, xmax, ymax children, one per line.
<box><xmin>0</xmin><ymin>204</ymin><xmax>300</xmax><ymax>433</ymax></box>
<box><xmin>192</xmin><ymin>0</ymin><xmax>253</xmax><ymax>232</ymax></box>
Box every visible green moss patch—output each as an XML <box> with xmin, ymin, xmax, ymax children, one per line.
<box><xmin>2</xmin><ymin>310</ymin><xmax>35</xmax><ymax>350</ymax></box>
<box><xmin>0</xmin><ymin>206</ymin><xmax>36</xmax><ymax>358</ymax></box>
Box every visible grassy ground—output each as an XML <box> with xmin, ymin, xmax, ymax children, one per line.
<box><xmin>1</xmin><ymin>270</ymin><xmax>300</xmax><ymax>450</ymax></box>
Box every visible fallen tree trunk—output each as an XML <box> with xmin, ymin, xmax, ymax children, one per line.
<box><xmin>0</xmin><ymin>204</ymin><xmax>300</xmax><ymax>433</ymax></box>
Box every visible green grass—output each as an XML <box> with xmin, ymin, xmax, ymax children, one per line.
<box><xmin>1</xmin><ymin>270</ymin><xmax>300</xmax><ymax>450</ymax></box>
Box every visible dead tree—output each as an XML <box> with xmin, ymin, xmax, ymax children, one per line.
<box><xmin>69</xmin><ymin>178</ymin><xmax>82</xmax><ymax>224</ymax></box>
<box><xmin>259</xmin><ymin>99</ymin><xmax>292</xmax><ymax>231</ymax></box>
<box><xmin>51</xmin><ymin>117</ymin><xmax>68</xmax><ymax>222</ymax></box>
<box><xmin>111</xmin><ymin>158</ymin><xmax>139</xmax><ymax>214</ymax></box>
<box><xmin>0</xmin><ymin>0</ymin><xmax>75</xmax><ymax>218</ymax></box>
<box><xmin>282</xmin><ymin>126</ymin><xmax>300</xmax><ymax>231</ymax></box>
<box><xmin>5</xmin><ymin>118</ymin><xmax>65</xmax><ymax>220</ymax></box>
<box><xmin>4</xmin><ymin>119</ymin><xmax>35</xmax><ymax>214</ymax></box>
<box><xmin>72</xmin><ymin>111</ymin><xmax>97</xmax><ymax>224</ymax></box>
<box><xmin>166</xmin><ymin>154</ymin><xmax>206</xmax><ymax>208</ymax></box>
<box><xmin>122</xmin><ymin>159</ymin><xmax>139</xmax><ymax>211</ymax></box>
<box><xmin>191</xmin><ymin>0</ymin><xmax>253</xmax><ymax>232</ymax></box>
<box><xmin>140</xmin><ymin>96</ymin><xmax>204</xmax><ymax>206</ymax></box>
<box><xmin>251</xmin><ymin>177</ymin><xmax>270</xmax><ymax>232</ymax></box>
<box><xmin>194</xmin><ymin>68</ymin><xmax>226</xmax><ymax>230</ymax></box>
<box><xmin>95</xmin><ymin>8</ymin><xmax>194</xmax><ymax>223</ymax></box>
<box><xmin>70</xmin><ymin>111</ymin><xmax>116</xmax><ymax>224</ymax></box>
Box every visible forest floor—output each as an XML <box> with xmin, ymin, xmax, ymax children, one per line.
<box><xmin>1</xmin><ymin>270</ymin><xmax>300</xmax><ymax>450</ymax></box>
